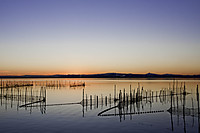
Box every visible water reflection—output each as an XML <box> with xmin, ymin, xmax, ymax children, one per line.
<box><xmin>0</xmin><ymin>79</ymin><xmax>200</xmax><ymax>133</ymax></box>
<box><xmin>0</xmin><ymin>84</ymin><xmax>46</xmax><ymax>114</ymax></box>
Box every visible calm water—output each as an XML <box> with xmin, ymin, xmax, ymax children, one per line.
<box><xmin>0</xmin><ymin>79</ymin><xmax>200</xmax><ymax>133</ymax></box>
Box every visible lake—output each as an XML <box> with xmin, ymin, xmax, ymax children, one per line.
<box><xmin>0</xmin><ymin>79</ymin><xmax>200</xmax><ymax>133</ymax></box>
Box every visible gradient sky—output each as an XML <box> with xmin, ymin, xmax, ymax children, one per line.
<box><xmin>0</xmin><ymin>0</ymin><xmax>200</xmax><ymax>75</ymax></box>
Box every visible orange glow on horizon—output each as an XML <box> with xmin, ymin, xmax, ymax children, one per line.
<box><xmin>0</xmin><ymin>70</ymin><xmax>199</xmax><ymax>76</ymax></box>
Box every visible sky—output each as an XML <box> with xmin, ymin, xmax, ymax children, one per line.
<box><xmin>0</xmin><ymin>0</ymin><xmax>200</xmax><ymax>75</ymax></box>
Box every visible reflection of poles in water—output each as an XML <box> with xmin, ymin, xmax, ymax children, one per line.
<box><xmin>138</xmin><ymin>83</ymin><xmax>140</xmax><ymax>98</ymax></box>
<box><xmin>7</xmin><ymin>82</ymin><xmax>193</xmax><ymax>118</ymax></box>
<box><xmin>11</xmin><ymin>87</ymin><xmax>13</xmax><ymax>108</ymax></box>
<box><xmin>94</xmin><ymin>95</ymin><xmax>96</xmax><ymax>109</ymax></box>
<box><xmin>123</xmin><ymin>89</ymin><xmax>125</xmax><ymax>120</ymax></box>
<box><xmin>133</xmin><ymin>90</ymin><xmax>135</xmax><ymax>113</ymax></box>
<box><xmin>101</xmin><ymin>94</ymin><xmax>103</xmax><ymax>109</ymax></box>
<box><xmin>196</xmin><ymin>85</ymin><xmax>200</xmax><ymax>133</ymax></box>
<box><xmin>5</xmin><ymin>87</ymin><xmax>8</xmax><ymax>110</ymax></box>
<box><xmin>119</xmin><ymin>90</ymin><xmax>122</xmax><ymax>122</ymax></box>
<box><xmin>17</xmin><ymin>87</ymin><xmax>46</xmax><ymax>114</ymax></box>
<box><xmin>173</xmin><ymin>80</ymin><xmax>175</xmax><ymax>94</ymax></box>
<box><xmin>151</xmin><ymin>91</ymin><xmax>154</xmax><ymax>104</ymax></box>
<box><xmin>126</xmin><ymin>93</ymin><xmax>128</xmax><ymax>112</ymax></box>
<box><xmin>149</xmin><ymin>90</ymin><xmax>152</xmax><ymax>111</ymax></box>
<box><xmin>1</xmin><ymin>79</ymin><xmax>2</xmax><ymax>106</ymax></box>
<box><xmin>90</xmin><ymin>95</ymin><xmax>92</xmax><ymax>110</ymax></box>
<box><xmin>82</xmin><ymin>88</ymin><xmax>84</xmax><ymax>117</ymax></box>
<box><xmin>123</xmin><ymin>89</ymin><xmax>125</xmax><ymax>107</ymax></box>
<box><xmin>114</xmin><ymin>85</ymin><xmax>116</xmax><ymax>116</ymax></box>
<box><xmin>176</xmin><ymin>80</ymin><xmax>178</xmax><ymax>96</ymax></box>
<box><xmin>180</xmin><ymin>82</ymin><xmax>182</xmax><ymax>101</ymax></box>
<box><xmin>130</xmin><ymin>85</ymin><xmax>132</xmax><ymax>104</ymax></box>
<box><xmin>42</xmin><ymin>87</ymin><xmax>46</xmax><ymax>114</ymax></box>
<box><xmin>17</xmin><ymin>88</ymin><xmax>19</xmax><ymax>111</ymax></box>
<box><xmin>141</xmin><ymin>87</ymin><xmax>144</xmax><ymax>110</ymax></box>
<box><xmin>156</xmin><ymin>91</ymin><xmax>158</xmax><ymax>102</ymax></box>
<box><xmin>40</xmin><ymin>87</ymin><xmax>42</xmax><ymax>112</ymax></box>
<box><xmin>177</xmin><ymin>90</ymin><xmax>179</xmax><ymax>126</ymax></box>
<box><xmin>20</xmin><ymin>88</ymin><xmax>21</xmax><ymax>107</ymax></box>
<box><xmin>30</xmin><ymin>87</ymin><xmax>32</xmax><ymax>114</ymax></box>
<box><xmin>173</xmin><ymin>89</ymin><xmax>175</xmax><ymax>111</ymax></box>
<box><xmin>176</xmin><ymin>80</ymin><xmax>179</xmax><ymax>125</ymax></box>
<box><xmin>105</xmin><ymin>96</ymin><xmax>107</xmax><ymax>106</ymax></box>
<box><xmin>114</xmin><ymin>85</ymin><xmax>116</xmax><ymax>101</ymax></box>
<box><xmin>98</xmin><ymin>85</ymin><xmax>167</xmax><ymax>121</ymax></box>
<box><xmin>25</xmin><ymin>87</ymin><xmax>27</xmax><ymax>110</ymax></box>
<box><xmin>109</xmin><ymin>94</ymin><xmax>111</xmax><ymax>108</ymax></box>
<box><xmin>86</xmin><ymin>94</ymin><xmax>88</xmax><ymax>111</ymax></box>
<box><xmin>96</xmin><ymin>95</ymin><xmax>98</xmax><ymax>109</ymax></box>
<box><xmin>130</xmin><ymin>95</ymin><xmax>132</xmax><ymax>120</ymax></box>
<box><xmin>170</xmin><ymin>91</ymin><xmax>174</xmax><ymax>131</ymax></box>
<box><xmin>146</xmin><ymin>90</ymin><xmax>148</xmax><ymax>103</ymax></box>
<box><xmin>183</xmin><ymin>84</ymin><xmax>186</xmax><ymax>133</ymax></box>
<box><xmin>133</xmin><ymin>88</ymin><xmax>135</xmax><ymax>106</ymax></box>
<box><xmin>192</xmin><ymin>98</ymin><xmax>194</xmax><ymax>127</ymax></box>
<box><xmin>183</xmin><ymin>82</ymin><xmax>186</xmax><ymax>95</ymax></box>
<box><xmin>44</xmin><ymin>87</ymin><xmax>46</xmax><ymax>113</ymax></box>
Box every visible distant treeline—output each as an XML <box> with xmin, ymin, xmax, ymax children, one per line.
<box><xmin>0</xmin><ymin>73</ymin><xmax>200</xmax><ymax>79</ymax></box>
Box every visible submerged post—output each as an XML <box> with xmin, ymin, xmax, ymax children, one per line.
<box><xmin>86</xmin><ymin>94</ymin><xmax>88</xmax><ymax>111</ymax></box>
<box><xmin>96</xmin><ymin>95</ymin><xmax>98</xmax><ymax>108</ymax></box>
<box><xmin>90</xmin><ymin>95</ymin><xmax>92</xmax><ymax>110</ymax></box>
<box><xmin>119</xmin><ymin>90</ymin><xmax>122</xmax><ymax>109</ymax></box>
<box><xmin>170</xmin><ymin>90</ymin><xmax>174</xmax><ymax>131</ymax></box>
<box><xmin>109</xmin><ymin>94</ymin><xmax>111</xmax><ymax>107</ymax></box>
<box><xmin>197</xmin><ymin>85</ymin><xmax>199</xmax><ymax>102</ymax></box>
<box><xmin>171</xmin><ymin>91</ymin><xmax>173</xmax><ymax>109</ymax></box>
<box><xmin>45</xmin><ymin>87</ymin><xmax>46</xmax><ymax>101</ymax></box>
<box><xmin>114</xmin><ymin>85</ymin><xmax>116</xmax><ymax>101</ymax></box>
<box><xmin>130</xmin><ymin>85</ymin><xmax>132</xmax><ymax>103</ymax></box>
<box><xmin>101</xmin><ymin>94</ymin><xmax>103</xmax><ymax>108</ymax></box>
<box><xmin>197</xmin><ymin>85</ymin><xmax>200</xmax><ymax>133</ymax></box>
<box><xmin>183</xmin><ymin>83</ymin><xmax>186</xmax><ymax>95</ymax></box>
<box><xmin>82</xmin><ymin>88</ymin><xmax>84</xmax><ymax>107</ymax></box>
<box><xmin>1</xmin><ymin>79</ymin><xmax>3</xmax><ymax>106</ymax></box>
<box><xmin>126</xmin><ymin>93</ymin><xmax>128</xmax><ymax>105</ymax></box>
<box><xmin>105</xmin><ymin>96</ymin><xmax>107</xmax><ymax>106</ymax></box>
<box><xmin>123</xmin><ymin>88</ymin><xmax>125</xmax><ymax>103</ymax></box>
<box><xmin>25</xmin><ymin>87</ymin><xmax>27</xmax><ymax>105</ymax></box>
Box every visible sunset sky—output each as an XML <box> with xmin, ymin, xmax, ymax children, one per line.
<box><xmin>0</xmin><ymin>0</ymin><xmax>200</xmax><ymax>75</ymax></box>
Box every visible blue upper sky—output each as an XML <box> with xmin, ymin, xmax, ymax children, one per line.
<box><xmin>0</xmin><ymin>0</ymin><xmax>200</xmax><ymax>75</ymax></box>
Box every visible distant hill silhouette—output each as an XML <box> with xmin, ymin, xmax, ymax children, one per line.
<box><xmin>0</xmin><ymin>73</ymin><xmax>200</xmax><ymax>79</ymax></box>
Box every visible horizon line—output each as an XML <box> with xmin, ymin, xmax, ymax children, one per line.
<box><xmin>0</xmin><ymin>72</ymin><xmax>200</xmax><ymax>77</ymax></box>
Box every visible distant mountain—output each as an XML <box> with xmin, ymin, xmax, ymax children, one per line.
<box><xmin>0</xmin><ymin>73</ymin><xmax>200</xmax><ymax>79</ymax></box>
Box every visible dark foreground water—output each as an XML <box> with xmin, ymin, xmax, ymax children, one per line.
<box><xmin>0</xmin><ymin>79</ymin><xmax>199</xmax><ymax>133</ymax></box>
